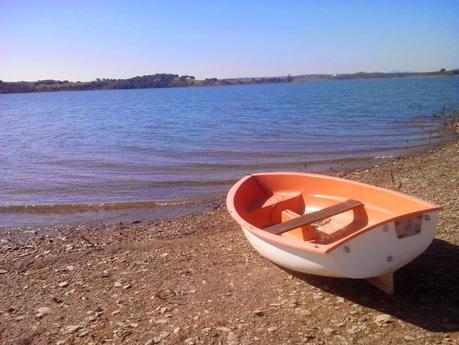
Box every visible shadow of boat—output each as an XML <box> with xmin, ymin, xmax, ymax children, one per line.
<box><xmin>281</xmin><ymin>239</ymin><xmax>459</xmax><ymax>332</ymax></box>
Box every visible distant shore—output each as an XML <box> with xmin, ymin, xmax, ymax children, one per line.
<box><xmin>1</xmin><ymin>68</ymin><xmax>458</xmax><ymax>94</ymax></box>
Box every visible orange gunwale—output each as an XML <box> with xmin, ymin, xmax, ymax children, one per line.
<box><xmin>226</xmin><ymin>172</ymin><xmax>442</xmax><ymax>254</ymax></box>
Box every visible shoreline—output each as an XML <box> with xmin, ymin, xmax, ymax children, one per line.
<box><xmin>0</xmin><ymin>138</ymin><xmax>455</xmax><ymax>234</ymax></box>
<box><xmin>1</xmin><ymin>72</ymin><xmax>457</xmax><ymax>95</ymax></box>
<box><xmin>1</xmin><ymin>135</ymin><xmax>456</xmax><ymax>230</ymax></box>
<box><xmin>0</xmin><ymin>140</ymin><xmax>457</xmax><ymax>344</ymax></box>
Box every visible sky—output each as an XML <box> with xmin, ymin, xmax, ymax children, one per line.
<box><xmin>1</xmin><ymin>0</ymin><xmax>458</xmax><ymax>82</ymax></box>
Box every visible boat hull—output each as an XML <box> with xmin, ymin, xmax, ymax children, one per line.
<box><xmin>242</xmin><ymin>211</ymin><xmax>438</xmax><ymax>279</ymax></box>
<box><xmin>227</xmin><ymin>172</ymin><xmax>442</xmax><ymax>292</ymax></box>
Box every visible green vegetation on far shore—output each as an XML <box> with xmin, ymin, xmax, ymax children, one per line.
<box><xmin>0</xmin><ymin>69</ymin><xmax>458</xmax><ymax>94</ymax></box>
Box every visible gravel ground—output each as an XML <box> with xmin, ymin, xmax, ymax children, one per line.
<box><xmin>0</xmin><ymin>141</ymin><xmax>458</xmax><ymax>345</ymax></box>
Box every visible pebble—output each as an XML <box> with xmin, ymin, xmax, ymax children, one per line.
<box><xmin>65</xmin><ymin>324</ymin><xmax>82</xmax><ymax>334</ymax></box>
<box><xmin>374</xmin><ymin>314</ymin><xmax>393</xmax><ymax>326</ymax></box>
<box><xmin>159</xmin><ymin>331</ymin><xmax>170</xmax><ymax>339</ymax></box>
<box><xmin>112</xmin><ymin>310</ymin><xmax>120</xmax><ymax>316</ymax></box>
<box><xmin>78</xmin><ymin>330</ymin><xmax>89</xmax><ymax>337</ymax></box>
<box><xmin>227</xmin><ymin>331</ymin><xmax>238</xmax><ymax>342</ymax></box>
<box><xmin>267</xmin><ymin>326</ymin><xmax>278</xmax><ymax>333</ymax></box>
<box><xmin>347</xmin><ymin>326</ymin><xmax>360</xmax><ymax>334</ymax></box>
<box><xmin>58</xmin><ymin>281</ymin><xmax>68</xmax><ymax>288</ymax></box>
<box><xmin>35</xmin><ymin>307</ymin><xmax>51</xmax><ymax>318</ymax></box>
<box><xmin>0</xmin><ymin>269</ymin><xmax>7</xmax><ymax>274</ymax></box>
<box><xmin>114</xmin><ymin>281</ymin><xmax>122</xmax><ymax>288</ymax></box>
<box><xmin>299</xmin><ymin>309</ymin><xmax>312</xmax><ymax>316</ymax></box>
<box><xmin>404</xmin><ymin>335</ymin><xmax>416</xmax><ymax>341</ymax></box>
<box><xmin>323</xmin><ymin>328</ymin><xmax>335</xmax><ymax>336</ymax></box>
<box><xmin>253</xmin><ymin>309</ymin><xmax>264</xmax><ymax>316</ymax></box>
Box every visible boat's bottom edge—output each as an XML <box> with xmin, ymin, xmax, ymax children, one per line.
<box><xmin>241</xmin><ymin>211</ymin><xmax>438</xmax><ymax>294</ymax></box>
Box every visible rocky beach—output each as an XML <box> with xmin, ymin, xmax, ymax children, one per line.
<box><xmin>0</xmin><ymin>141</ymin><xmax>458</xmax><ymax>345</ymax></box>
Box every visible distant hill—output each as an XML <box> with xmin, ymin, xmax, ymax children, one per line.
<box><xmin>0</xmin><ymin>69</ymin><xmax>457</xmax><ymax>94</ymax></box>
<box><xmin>292</xmin><ymin>69</ymin><xmax>459</xmax><ymax>82</ymax></box>
<box><xmin>0</xmin><ymin>74</ymin><xmax>292</xmax><ymax>94</ymax></box>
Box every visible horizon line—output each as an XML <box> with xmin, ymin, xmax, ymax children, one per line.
<box><xmin>2</xmin><ymin>67</ymin><xmax>457</xmax><ymax>83</ymax></box>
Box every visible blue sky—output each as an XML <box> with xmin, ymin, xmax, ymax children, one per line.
<box><xmin>1</xmin><ymin>0</ymin><xmax>458</xmax><ymax>81</ymax></box>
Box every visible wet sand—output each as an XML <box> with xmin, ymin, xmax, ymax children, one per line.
<box><xmin>0</xmin><ymin>141</ymin><xmax>458</xmax><ymax>345</ymax></box>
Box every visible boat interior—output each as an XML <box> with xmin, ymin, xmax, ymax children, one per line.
<box><xmin>231</xmin><ymin>173</ymin><xmax>437</xmax><ymax>246</ymax></box>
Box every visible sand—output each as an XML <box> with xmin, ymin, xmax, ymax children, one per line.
<box><xmin>0</xmin><ymin>141</ymin><xmax>458</xmax><ymax>345</ymax></box>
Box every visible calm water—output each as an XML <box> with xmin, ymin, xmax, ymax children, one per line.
<box><xmin>1</xmin><ymin>77</ymin><xmax>458</xmax><ymax>226</ymax></box>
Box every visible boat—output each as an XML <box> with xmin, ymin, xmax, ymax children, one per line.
<box><xmin>226</xmin><ymin>172</ymin><xmax>441</xmax><ymax>294</ymax></box>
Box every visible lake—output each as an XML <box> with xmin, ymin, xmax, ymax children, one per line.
<box><xmin>1</xmin><ymin>76</ymin><xmax>458</xmax><ymax>227</ymax></box>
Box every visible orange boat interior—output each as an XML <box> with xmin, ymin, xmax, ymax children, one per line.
<box><xmin>231</xmin><ymin>173</ymin><xmax>440</xmax><ymax>248</ymax></box>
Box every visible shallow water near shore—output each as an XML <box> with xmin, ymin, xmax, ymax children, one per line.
<box><xmin>1</xmin><ymin>76</ymin><xmax>458</xmax><ymax>227</ymax></box>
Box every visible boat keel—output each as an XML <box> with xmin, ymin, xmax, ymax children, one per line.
<box><xmin>366</xmin><ymin>272</ymin><xmax>394</xmax><ymax>294</ymax></box>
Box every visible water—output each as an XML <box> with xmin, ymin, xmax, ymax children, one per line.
<box><xmin>1</xmin><ymin>76</ymin><xmax>458</xmax><ymax>227</ymax></box>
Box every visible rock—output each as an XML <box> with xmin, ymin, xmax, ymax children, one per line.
<box><xmin>66</xmin><ymin>265</ymin><xmax>74</xmax><ymax>271</ymax></box>
<box><xmin>201</xmin><ymin>327</ymin><xmax>212</xmax><ymax>334</ymax></box>
<box><xmin>52</xmin><ymin>296</ymin><xmax>63</xmax><ymax>304</ymax></box>
<box><xmin>267</xmin><ymin>326</ymin><xmax>278</xmax><ymax>333</ymax></box>
<box><xmin>358</xmin><ymin>315</ymin><xmax>369</xmax><ymax>323</ymax></box>
<box><xmin>35</xmin><ymin>307</ymin><xmax>51</xmax><ymax>318</ymax></box>
<box><xmin>323</xmin><ymin>328</ymin><xmax>335</xmax><ymax>336</ymax></box>
<box><xmin>347</xmin><ymin>326</ymin><xmax>359</xmax><ymax>334</ymax></box>
<box><xmin>78</xmin><ymin>330</ymin><xmax>89</xmax><ymax>337</ymax></box>
<box><xmin>87</xmin><ymin>314</ymin><xmax>97</xmax><ymax>322</ymax></box>
<box><xmin>58</xmin><ymin>281</ymin><xmax>68</xmax><ymax>288</ymax></box>
<box><xmin>155</xmin><ymin>318</ymin><xmax>168</xmax><ymax>324</ymax></box>
<box><xmin>374</xmin><ymin>314</ymin><xmax>393</xmax><ymax>326</ymax></box>
<box><xmin>227</xmin><ymin>331</ymin><xmax>238</xmax><ymax>342</ymax></box>
<box><xmin>253</xmin><ymin>309</ymin><xmax>264</xmax><ymax>316</ymax></box>
<box><xmin>123</xmin><ymin>284</ymin><xmax>132</xmax><ymax>290</ymax></box>
<box><xmin>159</xmin><ymin>331</ymin><xmax>170</xmax><ymax>339</ymax></box>
<box><xmin>216</xmin><ymin>326</ymin><xmax>231</xmax><ymax>332</ymax></box>
<box><xmin>153</xmin><ymin>335</ymin><xmax>162</xmax><ymax>343</ymax></box>
<box><xmin>0</xmin><ymin>269</ymin><xmax>7</xmax><ymax>274</ymax></box>
<box><xmin>15</xmin><ymin>315</ymin><xmax>25</xmax><ymax>321</ymax></box>
<box><xmin>299</xmin><ymin>309</ymin><xmax>312</xmax><ymax>316</ymax></box>
<box><xmin>114</xmin><ymin>281</ymin><xmax>122</xmax><ymax>288</ymax></box>
<box><xmin>65</xmin><ymin>325</ymin><xmax>82</xmax><ymax>334</ymax></box>
<box><xmin>129</xmin><ymin>323</ymin><xmax>139</xmax><ymax>328</ymax></box>
<box><xmin>404</xmin><ymin>335</ymin><xmax>416</xmax><ymax>341</ymax></box>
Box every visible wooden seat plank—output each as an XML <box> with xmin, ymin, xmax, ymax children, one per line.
<box><xmin>264</xmin><ymin>200</ymin><xmax>363</xmax><ymax>235</ymax></box>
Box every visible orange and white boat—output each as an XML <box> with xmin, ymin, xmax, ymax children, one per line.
<box><xmin>226</xmin><ymin>172</ymin><xmax>441</xmax><ymax>294</ymax></box>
